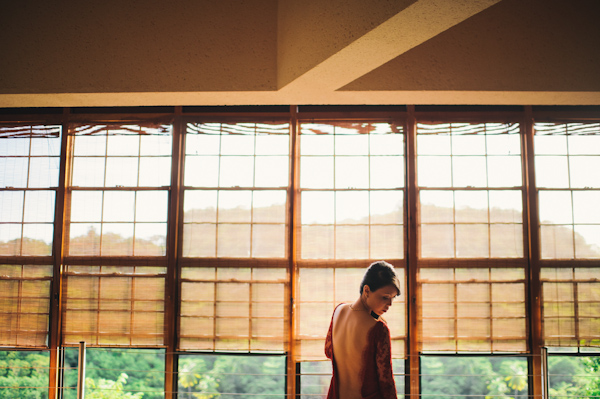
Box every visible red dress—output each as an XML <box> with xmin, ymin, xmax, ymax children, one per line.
<box><xmin>325</xmin><ymin>303</ymin><xmax>397</xmax><ymax>399</ymax></box>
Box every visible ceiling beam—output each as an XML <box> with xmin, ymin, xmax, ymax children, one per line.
<box><xmin>278</xmin><ymin>0</ymin><xmax>502</xmax><ymax>94</ymax></box>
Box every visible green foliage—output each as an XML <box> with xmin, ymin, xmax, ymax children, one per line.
<box><xmin>0</xmin><ymin>351</ymin><xmax>49</xmax><ymax>399</ymax></box>
<box><xmin>86</xmin><ymin>373</ymin><xmax>144</xmax><ymax>399</ymax></box>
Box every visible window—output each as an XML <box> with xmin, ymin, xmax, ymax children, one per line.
<box><xmin>68</xmin><ymin>124</ymin><xmax>171</xmax><ymax>256</ymax></box>
<box><xmin>420</xmin><ymin>266</ymin><xmax>527</xmax><ymax>353</ymax></box>
<box><xmin>421</xmin><ymin>355</ymin><xmax>528</xmax><ymax>399</ymax></box>
<box><xmin>0</xmin><ymin>124</ymin><xmax>61</xmax><ymax>256</ymax></box>
<box><xmin>417</xmin><ymin>123</ymin><xmax>523</xmax><ymax>258</ymax></box>
<box><xmin>179</xmin><ymin>264</ymin><xmax>287</xmax><ymax>352</ymax></box>
<box><xmin>299</xmin><ymin>122</ymin><xmax>404</xmax><ymax>260</ymax></box>
<box><xmin>535</xmin><ymin>122</ymin><xmax>600</xmax><ymax>259</ymax></box>
<box><xmin>183</xmin><ymin>122</ymin><xmax>289</xmax><ymax>258</ymax></box>
<box><xmin>177</xmin><ymin>354</ymin><xmax>285</xmax><ymax>398</ymax></box>
<box><xmin>0</xmin><ymin>350</ymin><xmax>50</xmax><ymax>398</ymax></box>
<box><xmin>0</xmin><ymin>264</ymin><xmax>52</xmax><ymax>347</ymax></box>
<box><xmin>542</xmin><ymin>267</ymin><xmax>600</xmax><ymax>348</ymax></box>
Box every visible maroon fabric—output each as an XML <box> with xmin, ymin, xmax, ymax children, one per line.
<box><xmin>325</xmin><ymin>305</ymin><xmax>397</xmax><ymax>399</ymax></box>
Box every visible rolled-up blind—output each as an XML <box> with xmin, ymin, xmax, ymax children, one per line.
<box><xmin>542</xmin><ymin>267</ymin><xmax>600</xmax><ymax>348</ymax></box>
<box><xmin>61</xmin><ymin>265</ymin><xmax>165</xmax><ymax>346</ymax></box>
<box><xmin>419</xmin><ymin>261</ymin><xmax>527</xmax><ymax>353</ymax></box>
<box><xmin>178</xmin><ymin>260</ymin><xmax>288</xmax><ymax>352</ymax></box>
<box><xmin>0</xmin><ymin>264</ymin><xmax>52</xmax><ymax>347</ymax></box>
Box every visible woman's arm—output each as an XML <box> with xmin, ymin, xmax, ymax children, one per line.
<box><xmin>375</xmin><ymin>322</ymin><xmax>397</xmax><ymax>399</ymax></box>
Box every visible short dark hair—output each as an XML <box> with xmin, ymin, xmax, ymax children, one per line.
<box><xmin>360</xmin><ymin>261</ymin><xmax>400</xmax><ymax>296</ymax></box>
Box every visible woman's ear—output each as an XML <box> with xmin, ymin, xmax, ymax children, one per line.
<box><xmin>363</xmin><ymin>285</ymin><xmax>370</xmax><ymax>297</ymax></box>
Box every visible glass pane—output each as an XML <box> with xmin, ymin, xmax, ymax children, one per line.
<box><xmin>217</xmin><ymin>224</ymin><xmax>250</xmax><ymax>257</ymax></box>
<box><xmin>534</xmin><ymin>134</ymin><xmax>567</xmax><ymax>155</ymax></box>
<box><xmin>417</xmin><ymin>134</ymin><xmax>451</xmax><ymax>155</ymax></box>
<box><xmin>574</xmin><ymin>225</ymin><xmax>600</xmax><ymax>258</ymax></box>
<box><xmin>300</xmin><ymin>156</ymin><xmax>333</xmax><ymax>188</ymax></box>
<box><xmin>371</xmin><ymin>225</ymin><xmax>403</xmax><ymax>259</ymax></box>
<box><xmin>70</xmin><ymin>191</ymin><xmax>102</xmax><ymax>222</ymax></box>
<box><xmin>420</xmin><ymin>190</ymin><xmax>453</xmax><ymax>223</ymax></box>
<box><xmin>140</xmin><ymin>134</ymin><xmax>172</xmax><ymax>156</ymax></box>
<box><xmin>103</xmin><ymin>191</ymin><xmax>135</xmax><ymax>222</ymax></box>
<box><xmin>490</xmin><ymin>224</ymin><xmax>523</xmax><ymax>258</ymax></box>
<box><xmin>23</xmin><ymin>191</ymin><xmax>55</xmax><ymax>223</ymax></box>
<box><xmin>569</xmin><ymin>156</ymin><xmax>600</xmax><ymax>188</ymax></box>
<box><xmin>487</xmin><ymin>156</ymin><xmax>522</xmax><ymax>187</ymax></box>
<box><xmin>255</xmin><ymin>156</ymin><xmax>288</xmax><ymax>187</ymax></box>
<box><xmin>219</xmin><ymin>156</ymin><xmax>254</xmax><ymax>187</ymax></box>
<box><xmin>218</xmin><ymin>190</ymin><xmax>251</xmax><ymax>223</ymax></box>
<box><xmin>302</xmin><ymin>191</ymin><xmax>334</xmax><ymax>224</ymax></box>
<box><xmin>568</xmin><ymin>134</ymin><xmax>600</xmax><ymax>155</ymax></box>
<box><xmin>539</xmin><ymin>191</ymin><xmax>573</xmax><ymax>224</ymax></box>
<box><xmin>335</xmin><ymin>156</ymin><xmax>369</xmax><ymax>189</ymax></box>
<box><xmin>456</xmin><ymin>224</ymin><xmax>489</xmax><ymax>257</ymax></box>
<box><xmin>28</xmin><ymin>157</ymin><xmax>60</xmax><ymax>187</ymax></box>
<box><xmin>455</xmin><ymin>191</ymin><xmax>488</xmax><ymax>223</ymax></box>
<box><xmin>370</xmin><ymin>156</ymin><xmax>404</xmax><ymax>188</ymax></box>
<box><xmin>548</xmin><ymin>356</ymin><xmax>600</xmax><ymax>399</ymax></box>
<box><xmin>134</xmin><ymin>223</ymin><xmax>166</xmax><ymax>256</ymax></box>
<box><xmin>255</xmin><ymin>134</ymin><xmax>289</xmax><ymax>155</ymax></box>
<box><xmin>541</xmin><ymin>225</ymin><xmax>574</xmax><ymax>259</ymax></box>
<box><xmin>73</xmin><ymin>135</ymin><xmax>106</xmax><ymax>156</ymax></box>
<box><xmin>489</xmin><ymin>191</ymin><xmax>522</xmax><ymax>223</ymax></box>
<box><xmin>252</xmin><ymin>224</ymin><xmax>285</xmax><ymax>258</ymax></box>
<box><xmin>184</xmin><ymin>156</ymin><xmax>219</xmax><ymax>187</ymax></box>
<box><xmin>184</xmin><ymin>190</ymin><xmax>217</xmax><ymax>223</ymax></box>
<box><xmin>177</xmin><ymin>354</ymin><xmax>284</xmax><ymax>398</ymax></box>
<box><xmin>138</xmin><ymin>157</ymin><xmax>171</xmax><ymax>186</ymax></box>
<box><xmin>250</xmin><ymin>191</ymin><xmax>286</xmax><ymax>224</ymax></box>
<box><xmin>300</xmin><ymin>132</ymin><xmax>334</xmax><ymax>155</ymax></box>
<box><xmin>102</xmin><ymin>223</ymin><xmax>134</xmax><ymax>255</ymax></box>
<box><xmin>452</xmin><ymin>134</ymin><xmax>486</xmax><ymax>155</ymax></box>
<box><xmin>0</xmin><ymin>351</ymin><xmax>50</xmax><ymax>397</ymax></box>
<box><xmin>336</xmin><ymin>191</ymin><xmax>369</xmax><ymax>225</ymax></box>
<box><xmin>335</xmin><ymin>225</ymin><xmax>369</xmax><ymax>259</ymax></box>
<box><xmin>486</xmin><ymin>133</ymin><xmax>521</xmax><ymax>155</ymax></box>
<box><xmin>421</xmin><ymin>356</ymin><xmax>528</xmax><ymax>398</ymax></box>
<box><xmin>183</xmin><ymin>224</ymin><xmax>216</xmax><ymax>257</ymax></box>
<box><xmin>535</xmin><ymin>156</ymin><xmax>569</xmax><ymax>188</ymax></box>
<box><xmin>69</xmin><ymin>223</ymin><xmax>101</xmax><ymax>255</ymax></box>
<box><xmin>573</xmin><ymin>191</ymin><xmax>600</xmax><ymax>223</ymax></box>
<box><xmin>186</xmin><ymin>134</ymin><xmax>220</xmax><ymax>155</ymax></box>
<box><xmin>0</xmin><ymin>158</ymin><xmax>29</xmax><ymax>187</ymax></box>
<box><xmin>335</xmin><ymin>134</ymin><xmax>368</xmax><ymax>155</ymax></box>
<box><xmin>107</xmin><ymin>134</ymin><xmax>139</xmax><ymax>156</ymax></box>
<box><xmin>135</xmin><ymin>191</ymin><xmax>168</xmax><ymax>222</ymax></box>
<box><xmin>301</xmin><ymin>225</ymin><xmax>333</xmax><ymax>259</ymax></box>
<box><xmin>71</xmin><ymin>157</ymin><xmax>105</xmax><ymax>187</ymax></box>
<box><xmin>371</xmin><ymin>191</ymin><xmax>403</xmax><ymax>225</ymax></box>
<box><xmin>0</xmin><ymin>191</ymin><xmax>24</xmax><ymax>222</ymax></box>
<box><xmin>220</xmin><ymin>134</ymin><xmax>254</xmax><ymax>155</ymax></box>
<box><xmin>452</xmin><ymin>156</ymin><xmax>487</xmax><ymax>187</ymax></box>
<box><xmin>421</xmin><ymin>224</ymin><xmax>454</xmax><ymax>258</ymax></box>
<box><xmin>22</xmin><ymin>224</ymin><xmax>53</xmax><ymax>255</ymax></box>
<box><xmin>370</xmin><ymin>133</ymin><xmax>403</xmax><ymax>156</ymax></box>
<box><xmin>105</xmin><ymin>157</ymin><xmax>138</xmax><ymax>186</ymax></box>
<box><xmin>418</xmin><ymin>156</ymin><xmax>451</xmax><ymax>187</ymax></box>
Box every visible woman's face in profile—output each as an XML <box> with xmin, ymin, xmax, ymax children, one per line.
<box><xmin>365</xmin><ymin>284</ymin><xmax>398</xmax><ymax>316</ymax></box>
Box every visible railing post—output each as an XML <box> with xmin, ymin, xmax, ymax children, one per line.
<box><xmin>541</xmin><ymin>347</ymin><xmax>549</xmax><ymax>399</ymax></box>
<box><xmin>77</xmin><ymin>341</ymin><xmax>86</xmax><ymax>399</ymax></box>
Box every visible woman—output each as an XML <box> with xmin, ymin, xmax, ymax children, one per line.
<box><xmin>325</xmin><ymin>261</ymin><xmax>400</xmax><ymax>399</ymax></box>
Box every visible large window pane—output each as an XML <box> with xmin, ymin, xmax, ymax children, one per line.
<box><xmin>184</xmin><ymin>122</ymin><xmax>289</xmax><ymax>259</ymax></box>
<box><xmin>421</xmin><ymin>356</ymin><xmax>528</xmax><ymax>399</ymax></box>
<box><xmin>418</xmin><ymin>123</ymin><xmax>523</xmax><ymax>259</ymax></box>
<box><xmin>178</xmin><ymin>354</ymin><xmax>285</xmax><ymax>398</ymax></box>
<box><xmin>299</xmin><ymin>121</ymin><xmax>404</xmax><ymax>260</ymax></box>
<box><xmin>535</xmin><ymin>123</ymin><xmax>600</xmax><ymax>259</ymax></box>
<box><xmin>0</xmin><ymin>350</ymin><xmax>50</xmax><ymax>398</ymax></box>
